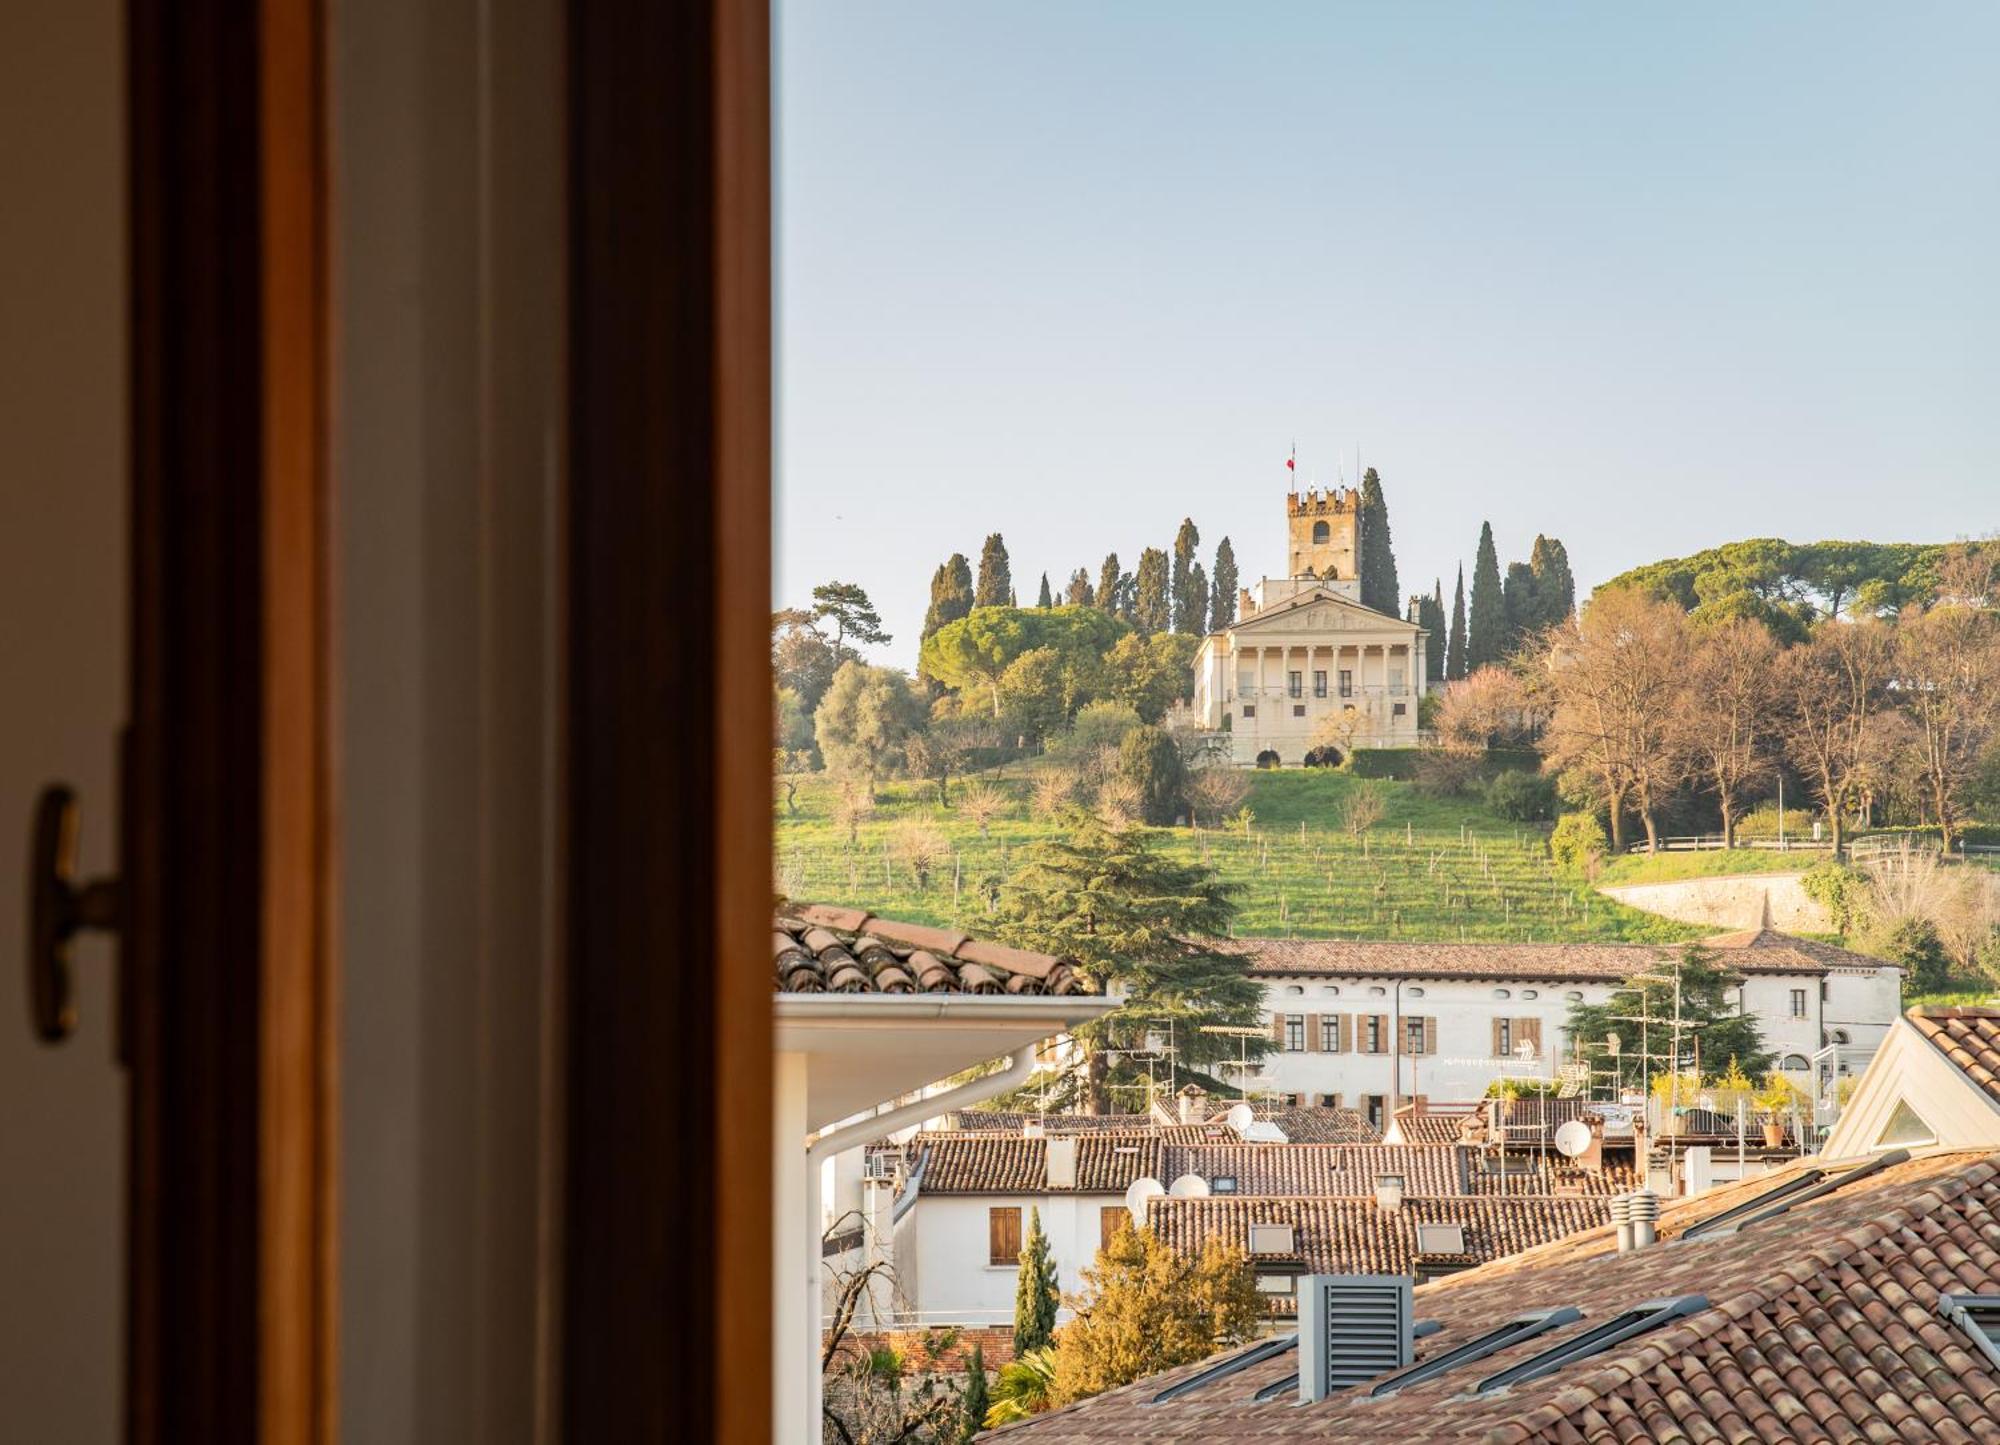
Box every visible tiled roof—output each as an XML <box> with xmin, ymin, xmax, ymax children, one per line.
<box><xmin>1699</xmin><ymin>924</ymin><xmax>1901</xmax><ymax>974</ymax></box>
<box><xmin>947</xmin><ymin>1110</ymin><xmax>1158</xmax><ymax>1134</ymax></box>
<box><xmin>1272</xmin><ymin>1106</ymin><xmax>1381</xmax><ymax>1144</ymax></box>
<box><xmin>1225</xmin><ymin>936</ymin><xmax>1838</xmax><ymax>981</ymax></box>
<box><xmin>914</xmin><ymin>1134</ymin><xmax>1161</xmax><ymax>1194</ymax></box>
<box><xmin>1146</xmin><ymin>1194</ymin><xmax>1608</xmax><ymax>1284</ymax></box>
<box><xmin>987</xmin><ymin>1149</ymin><xmax>2000</xmax><ymax>1443</ymax></box>
<box><xmin>1911</xmin><ymin>1006</ymin><xmax>2000</xmax><ymax>1109</ymax></box>
<box><xmin>1389</xmin><ymin>1111</ymin><xmax>1471</xmax><ymax>1146</ymax></box>
<box><xmin>1157</xmin><ymin>1143</ymin><xmax>1469</xmax><ymax>1198</ymax></box>
<box><xmin>773</xmin><ymin>904</ymin><xmax>1092</xmax><ymax>995</ymax></box>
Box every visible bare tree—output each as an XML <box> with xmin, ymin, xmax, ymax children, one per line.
<box><xmin>1774</xmin><ymin>620</ymin><xmax>1893</xmax><ymax>856</ymax></box>
<box><xmin>956</xmin><ymin>781</ymin><xmax>1009</xmax><ymax>837</ymax></box>
<box><xmin>1533</xmin><ymin>590</ymin><xmax>1688</xmax><ymax>852</ymax></box>
<box><xmin>1889</xmin><ymin>602</ymin><xmax>2000</xmax><ymax>851</ymax></box>
<box><xmin>822</xmin><ymin>1225</ymin><xmax>968</xmax><ymax>1445</ymax></box>
<box><xmin>1340</xmin><ymin>779</ymin><xmax>1389</xmax><ymax>840</ymax></box>
<box><xmin>1675</xmin><ymin>617</ymin><xmax>1778</xmax><ymax>847</ymax></box>
<box><xmin>1435</xmin><ymin>666</ymin><xmax>1538</xmax><ymax>751</ymax></box>
<box><xmin>832</xmin><ymin>779</ymin><xmax>878</xmax><ymax>847</ymax></box>
<box><xmin>1030</xmin><ymin>768</ymin><xmax>1078</xmax><ymax>820</ymax></box>
<box><xmin>1184</xmin><ymin>766</ymin><xmax>1251</xmax><ymax>827</ymax></box>
<box><xmin>892</xmin><ymin>818</ymin><xmax>950</xmax><ymax>890</ymax></box>
<box><xmin>1094</xmin><ymin>775</ymin><xmax>1143</xmax><ymax>827</ymax></box>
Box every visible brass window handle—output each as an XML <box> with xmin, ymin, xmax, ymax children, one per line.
<box><xmin>27</xmin><ymin>784</ymin><xmax>122</xmax><ymax>1043</ymax></box>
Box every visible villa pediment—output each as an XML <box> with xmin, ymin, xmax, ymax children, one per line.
<box><xmin>1232</xmin><ymin>590</ymin><xmax>1418</xmax><ymax>638</ymax></box>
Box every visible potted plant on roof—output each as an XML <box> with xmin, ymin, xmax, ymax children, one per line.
<box><xmin>1649</xmin><ymin>1071</ymin><xmax>1699</xmax><ymax>1137</ymax></box>
<box><xmin>1755</xmin><ymin>1074</ymin><xmax>1801</xmax><ymax>1149</ymax></box>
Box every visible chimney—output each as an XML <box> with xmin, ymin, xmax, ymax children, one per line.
<box><xmin>1374</xmin><ymin>1173</ymin><xmax>1406</xmax><ymax>1213</ymax></box>
<box><xmin>1298</xmin><ymin>1274</ymin><xmax>1414</xmax><ymax>1402</ymax></box>
<box><xmin>1044</xmin><ymin>1136</ymin><xmax>1078</xmax><ymax>1191</ymax></box>
<box><xmin>1610</xmin><ymin>1193</ymin><xmax>1634</xmax><ymax>1254</ymax></box>
<box><xmin>1629</xmin><ymin>1189</ymin><xmax>1659</xmax><ymax>1250</ymax></box>
<box><xmin>1177</xmin><ymin>1084</ymin><xmax>1209</xmax><ymax>1125</ymax></box>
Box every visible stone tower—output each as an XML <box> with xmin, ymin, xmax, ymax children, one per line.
<box><xmin>1286</xmin><ymin>487</ymin><xmax>1363</xmax><ymax>582</ymax></box>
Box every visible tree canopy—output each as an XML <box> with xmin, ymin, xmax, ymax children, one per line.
<box><xmin>975</xmin><ymin>533</ymin><xmax>1014</xmax><ymax>608</ymax></box>
<box><xmin>1564</xmin><ymin>946</ymin><xmax>1772</xmax><ymax>1090</ymax></box>
<box><xmin>1598</xmin><ymin>538</ymin><xmax>1954</xmax><ymax>638</ymax></box>
<box><xmin>1209</xmin><ymin>537</ymin><xmax>1238</xmax><ymax>632</ymax></box>
<box><xmin>920</xmin><ymin>605</ymin><xmax>1129</xmax><ymax>719</ymax></box>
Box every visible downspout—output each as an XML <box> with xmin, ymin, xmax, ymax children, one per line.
<box><xmin>1384</xmin><ymin>979</ymin><xmax>1405</xmax><ymax>1143</ymax></box>
<box><xmin>800</xmin><ymin>1047</ymin><xmax>1042</xmax><ymax>1445</ymax></box>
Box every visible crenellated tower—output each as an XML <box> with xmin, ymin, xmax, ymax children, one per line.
<box><xmin>1286</xmin><ymin>487</ymin><xmax>1363</xmax><ymax>582</ymax></box>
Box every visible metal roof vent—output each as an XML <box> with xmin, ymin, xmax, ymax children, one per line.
<box><xmin>1297</xmin><ymin>1274</ymin><xmax>1413</xmax><ymax>1403</ymax></box>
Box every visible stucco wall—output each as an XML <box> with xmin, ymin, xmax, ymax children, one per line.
<box><xmin>1599</xmin><ymin>872</ymin><xmax>1829</xmax><ymax>932</ymax></box>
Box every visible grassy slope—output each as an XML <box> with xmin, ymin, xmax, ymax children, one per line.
<box><xmin>776</xmin><ymin>766</ymin><xmax>1700</xmax><ymax>945</ymax></box>
<box><xmin>1596</xmin><ymin>848</ymin><xmax>1820</xmax><ymax>886</ymax></box>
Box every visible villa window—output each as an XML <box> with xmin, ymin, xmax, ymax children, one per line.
<box><xmin>988</xmin><ymin>1207</ymin><xmax>1023</xmax><ymax>1266</ymax></box>
<box><xmin>1293</xmin><ymin>704</ymin><xmax>1305</xmax><ymax>717</ymax></box>
<box><xmin>1363</xmin><ymin>1094</ymin><xmax>1386</xmax><ymax>1128</ymax></box>
<box><xmin>1393</xmin><ymin>702</ymin><xmax>1406</xmax><ymax>716</ymax></box>
<box><xmin>1338</xmin><ymin>669</ymin><xmax>1353</xmax><ymax>697</ymax></box>
<box><xmin>1364</xmin><ymin>1016</ymin><xmax>1382</xmax><ymax>1054</ymax></box>
<box><xmin>1288</xmin><ymin>671</ymin><xmax>1302</xmax><ymax>698</ymax></box>
<box><xmin>1406</xmin><ymin>1018</ymin><xmax>1427</xmax><ymax>1056</ymax></box>
<box><xmin>1313</xmin><ymin>670</ymin><xmax>1327</xmax><ymax>697</ymax></box>
<box><xmin>1312</xmin><ymin>520</ymin><xmax>1330</xmax><ymax>544</ymax></box>
<box><xmin>1496</xmin><ymin>1019</ymin><xmax>1513</xmax><ymax>1057</ymax></box>
<box><xmin>1320</xmin><ymin>1017</ymin><xmax>1341</xmax><ymax>1052</ymax></box>
<box><xmin>1284</xmin><ymin>1015</ymin><xmax>1305</xmax><ymax>1051</ymax></box>
<box><xmin>1242</xmin><ymin>704</ymin><xmax>1255</xmax><ymax>718</ymax></box>
<box><xmin>1790</xmin><ymin>989</ymin><xmax>1807</xmax><ymax>1018</ymax></box>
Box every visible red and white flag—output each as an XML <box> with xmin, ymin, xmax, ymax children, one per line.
<box><xmin>1285</xmin><ymin>446</ymin><xmax>1296</xmax><ymax>472</ymax></box>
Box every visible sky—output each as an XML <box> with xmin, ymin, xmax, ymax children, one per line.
<box><xmin>776</xmin><ymin>2</ymin><xmax>2000</xmax><ymax>671</ymax></box>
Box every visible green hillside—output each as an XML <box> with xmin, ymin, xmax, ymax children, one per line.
<box><xmin>776</xmin><ymin>768</ymin><xmax>1699</xmax><ymax>944</ymax></box>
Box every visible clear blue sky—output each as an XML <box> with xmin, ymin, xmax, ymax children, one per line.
<box><xmin>776</xmin><ymin>2</ymin><xmax>1999</xmax><ymax>670</ymax></box>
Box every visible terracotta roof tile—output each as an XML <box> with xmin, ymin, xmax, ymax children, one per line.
<box><xmin>914</xmin><ymin>1134</ymin><xmax>1161</xmax><ymax>1194</ymax></box>
<box><xmin>947</xmin><ymin>1111</ymin><xmax>1159</xmax><ymax>1134</ymax></box>
<box><xmin>985</xmin><ymin>1150</ymin><xmax>2000</xmax><ymax>1444</ymax></box>
<box><xmin>1910</xmin><ymin>1007</ymin><xmax>2000</xmax><ymax>1110</ymax></box>
<box><xmin>774</xmin><ymin>908</ymin><xmax>1091</xmax><ymax>996</ymax></box>
<box><xmin>1273</xmin><ymin>1106</ymin><xmax>1382</xmax><ymax>1144</ymax></box>
<box><xmin>1158</xmin><ymin>1142</ymin><xmax>1469</xmax><ymax>1197</ymax></box>
<box><xmin>1222</xmin><ymin>934</ymin><xmax>1866</xmax><ymax>982</ymax></box>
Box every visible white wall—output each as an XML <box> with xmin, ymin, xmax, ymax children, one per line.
<box><xmin>0</xmin><ymin>1</ymin><xmax>126</xmax><ymax>1438</ymax></box>
<box><xmin>897</xmin><ymin>1194</ymin><xmax>1117</xmax><ymax>1326</ymax></box>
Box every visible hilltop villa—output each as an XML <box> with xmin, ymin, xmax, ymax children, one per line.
<box><xmin>1191</xmin><ymin>488</ymin><xmax>1429</xmax><ymax>766</ymax></box>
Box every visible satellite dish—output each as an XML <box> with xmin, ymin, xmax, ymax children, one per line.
<box><xmin>1224</xmin><ymin>1103</ymin><xmax>1256</xmax><ymax>1134</ymax></box>
<box><xmin>1167</xmin><ymin>1172</ymin><xmax>1212</xmax><ymax>1199</ymax></box>
<box><xmin>1242</xmin><ymin>1120</ymin><xmax>1288</xmax><ymax>1143</ymax></box>
<box><xmin>1554</xmin><ymin>1119</ymin><xmax>1593</xmax><ymax>1158</ymax></box>
<box><xmin>1123</xmin><ymin>1176</ymin><xmax>1165</xmax><ymax>1224</ymax></box>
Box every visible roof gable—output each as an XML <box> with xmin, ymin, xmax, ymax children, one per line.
<box><xmin>1228</xmin><ymin>587</ymin><xmax>1420</xmax><ymax>638</ymax></box>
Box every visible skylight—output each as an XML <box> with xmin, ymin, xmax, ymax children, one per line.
<box><xmin>1875</xmin><ymin>1099</ymin><xmax>1935</xmax><ymax>1149</ymax></box>
<box><xmin>1941</xmin><ymin>1295</ymin><xmax>2000</xmax><ymax>1370</ymax></box>
<box><xmin>1364</xmin><ymin>1308</ymin><xmax>1580</xmax><ymax>1398</ymax></box>
<box><xmin>1683</xmin><ymin>1150</ymin><xmax>1909</xmax><ymax>1240</ymax></box>
<box><xmin>1414</xmin><ymin>1221</ymin><xmax>1466</xmax><ymax>1256</ymax></box>
<box><xmin>1147</xmin><ymin>1333</ymin><xmax>1297</xmax><ymax>1404</ymax></box>
<box><xmin>1474</xmin><ymin>1296</ymin><xmax>1708</xmax><ymax>1394</ymax></box>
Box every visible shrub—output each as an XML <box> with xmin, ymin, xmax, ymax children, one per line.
<box><xmin>1484</xmin><ymin>769</ymin><xmax>1557</xmax><ymax>822</ymax></box>
<box><xmin>1549</xmin><ymin>811</ymin><xmax>1608</xmax><ymax>872</ymax></box>
<box><xmin>1117</xmin><ymin>725</ymin><xmax>1186</xmax><ymax>826</ymax></box>
<box><xmin>1184</xmin><ymin>766</ymin><xmax>1250</xmax><ymax>827</ymax></box>
<box><xmin>1800</xmin><ymin>859</ymin><xmax>1869</xmax><ymax>937</ymax></box>
<box><xmin>1061</xmin><ymin>700</ymin><xmax>1144</xmax><ymax>758</ymax></box>
<box><xmin>1030</xmin><ymin>768</ymin><xmax>1079</xmax><ymax>819</ymax></box>
<box><xmin>1733</xmin><ymin>804</ymin><xmax>1816</xmax><ymax>840</ymax></box>
<box><xmin>1413</xmin><ymin>747</ymin><xmax>1483</xmax><ymax>797</ymax></box>
<box><xmin>1346</xmin><ymin>747</ymin><xmax>1424</xmax><ymax>780</ymax></box>
<box><xmin>1868</xmin><ymin>916</ymin><xmax>1952</xmax><ymax>993</ymax></box>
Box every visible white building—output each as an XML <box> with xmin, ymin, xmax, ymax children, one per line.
<box><xmin>1231</xmin><ymin>929</ymin><xmax>1902</xmax><ymax>1127</ymax></box>
<box><xmin>771</xmin><ymin>906</ymin><xmax>1115</xmax><ymax>1445</ymax></box>
<box><xmin>1821</xmin><ymin>1005</ymin><xmax>2000</xmax><ymax>1156</ymax></box>
<box><xmin>1190</xmin><ymin>489</ymin><xmax>1429</xmax><ymax>766</ymax></box>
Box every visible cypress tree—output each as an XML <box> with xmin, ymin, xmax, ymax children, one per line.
<box><xmin>1097</xmin><ymin>553</ymin><xmax>1122</xmax><ymax>615</ymax></box>
<box><xmin>1187</xmin><ymin>562</ymin><xmax>1209</xmax><ymax>637</ymax></box>
<box><xmin>1209</xmin><ymin>537</ymin><xmax>1238</xmax><ymax>631</ymax></box>
<box><xmin>1036</xmin><ymin>572</ymin><xmax>1053</xmax><ymax>608</ymax></box>
<box><xmin>960</xmin><ymin>1341</ymin><xmax>990</xmax><ymax>1442</ymax></box>
<box><xmin>1357</xmin><ymin>467</ymin><xmax>1400</xmax><ymax>615</ymax></box>
<box><xmin>1529</xmin><ymin>534</ymin><xmax>1576</xmax><ymax>627</ymax></box>
<box><xmin>1446</xmin><ymin>565</ymin><xmax>1468</xmax><ymax>681</ymax></box>
<box><xmin>1424</xmin><ymin>581</ymin><xmax>1447</xmax><ymax>682</ymax></box>
<box><xmin>1013</xmin><ymin>1207</ymin><xmax>1059</xmax><ymax>1354</ymax></box>
<box><xmin>1133</xmin><ymin>547</ymin><xmax>1170</xmax><ymax>635</ymax></box>
<box><xmin>922</xmin><ymin>553</ymin><xmax>975</xmax><ymax>644</ymax></box>
<box><xmin>1171</xmin><ymin>518</ymin><xmax>1201</xmax><ymax>633</ymax></box>
<box><xmin>1502</xmin><ymin>560</ymin><xmax>1539</xmax><ymax>655</ymax></box>
<box><xmin>976</xmin><ymin>533</ymin><xmax>1013</xmax><ymax>608</ymax></box>
<box><xmin>1065</xmin><ymin>567</ymin><xmax>1095</xmax><ymax>607</ymax></box>
<box><xmin>1465</xmin><ymin>521</ymin><xmax>1505</xmax><ymax>670</ymax></box>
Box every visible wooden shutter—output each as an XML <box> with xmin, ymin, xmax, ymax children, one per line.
<box><xmin>1272</xmin><ymin>1012</ymin><xmax>1286</xmax><ymax>1045</ymax></box>
<box><xmin>1305</xmin><ymin>1013</ymin><xmax>1321</xmax><ymax>1052</ymax></box>
<box><xmin>1518</xmin><ymin>1019</ymin><xmax>1542</xmax><ymax>1057</ymax></box>
<box><xmin>1491</xmin><ymin>1018</ymin><xmax>1504</xmax><ymax>1058</ymax></box>
<box><xmin>1101</xmin><ymin>1206</ymin><xmax>1129</xmax><ymax>1251</ymax></box>
<box><xmin>989</xmin><ymin>1207</ymin><xmax>1023</xmax><ymax>1265</ymax></box>
<box><xmin>1424</xmin><ymin>1017</ymin><xmax>1438</xmax><ymax>1056</ymax></box>
<box><xmin>1376</xmin><ymin>1014</ymin><xmax>1391</xmax><ymax>1054</ymax></box>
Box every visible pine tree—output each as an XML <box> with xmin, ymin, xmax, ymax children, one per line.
<box><xmin>1466</xmin><ymin>521</ymin><xmax>1505</xmax><ymax>670</ymax></box>
<box><xmin>1097</xmin><ymin>553</ymin><xmax>1122</xmax><ymax>615</ymax></box>
<box><xmin>1065</xmin><ymin>567</ymin><xmax>1095</xmax><ymax>607</ymax></box>
<box><xmin>994</xmin><ymin>814</ymin><xmax>1269</xmax><ymax>1111</ymax></box>
<box><xmin>1171</xmin><ymin>518</ymin><xmax>1201</xmax><ymax>634</ymax></box>
<box><xmin>1502</xmin><ymin>560</ymin><xmax>1539</xmax><ymax>656</ymax></box>
<box><xmin>961</xmin><ymin>1341</ymin><xmax>990</xmax><ymax>1442</ymax></box>
<box><xmin>1014</xmin><ymin>1207</ymin><xmax>1059</xmax><ymax>1354</ymax></box>
<box><xmin>922</xmin><ymin>554</ymin><xmax>976</xmax><ymax>645</ymax></box>
<box><xmin>1036</xmin><ymin>572</ymin><xmax>1053</xmax><ymax>608</ymax></box>
<box><xmin>1529</xmin><ymin>534</ymin><xmax>1576</xmax><ymax>627</ymax></box>
<box><xmin>811</xmin><ymin>580</ymin><xmax>891</xmax><ymax>662</ymax></box>
<box><xmin>976</xmin><ymin>533</ymin><xmax>1013</xmax><ymax>609</ymax></box>
<box><xmin>1209</xmin><ymin>537</ymin><xmax>1238</xmax><ymax>631</ymax></box>
<box><xmin>1448</xmin><ymin>560</ymin><xmax>1480</xmax><ymax>676</ymax></box>
<box><xmin>1186</xmin><ymin>562</ymin><xmax>1209</xmax><ymax>637</ymax></box>
<box><xmin>1565</xmin><ymin>946</ymin><xmax>1773</xmax><ymax>1090</ymax></box>
<box><xmin>1133</xmin><ymin>547</ymin><xmax>1170</xmax><ymax>635</ymax></box>
<box><xmin>1357</xmin><ymin>467</ymin><xmax>1400</xmax><ymax>615</ymax></box>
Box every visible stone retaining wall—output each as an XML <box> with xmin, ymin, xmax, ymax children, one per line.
<box><xmin>1599</xmin><ymin>871</ymin><xmax>1830</xmax><ymax>932</ymax></box>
